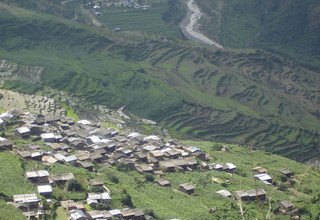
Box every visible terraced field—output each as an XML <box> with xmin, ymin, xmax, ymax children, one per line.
<box><xmin>108</xmin><ymin>42</ymin><xmax>320</xmax><ymax>162</ymax></box>
<box><xmin>1</xmin><ymin>2</ymin><xmax>320</xmax><ymax>163</ymax></box>
<box><xmin>99</xmin><ymin>3</ymin><xmax>183</xmax><ymax>39</ymax></box>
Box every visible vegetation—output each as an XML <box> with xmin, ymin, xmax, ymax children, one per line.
<box><xmin>0</xmin><ymin>116</ymin><xmax>320</xmax><ymax>219</ymax></box>
<box><xmin>1</xmin><ymin>1</ymin><xmax>320</xmax><ymax>219</ymax></box>
<box><xmin>61</xmin><ymin>103</ymin><xmax>80</xmax><ymax>121</ymax></box>
<box><xmin>0</xmin><ymin>201</ymin><xmax>26</xmax><ymax>220</ymax></box>
<box><xmin>99</xmin><ymin>1</ymin><xmax>183</xmax><ymax>39</ymax></box>
<box><xmin>1</xmin><ymin>1</ymin><xmax>320</xmax><ymax>164</ymax></box>
<box><xmin>162</xmin><ymin>0</ymin><xmax>186</xmax><ymax>26</ymax></box>
<box><xmin>94</xmin><ymin>141</ymin><xmax>320</xmax><ymax>219</ymax></box>
<box><xmin>2</xmin><ymin>80</ymin><xmax>43</xmax><ymax>94</ymax></box>
<box><xmin>0</xmin><ymin>108</ymin><xmax>6</xmax><ymax>114</ymax></box>
<box><xmin>54</xmin><ymin>206</ymin><xmax>68</xmax><ymax>220</ymax></box>
<box><xmin>66</xmin><ymin>179</ymin><xmax>83</xmax><ymax>192</ymax></box>
<box><xmin>0</xmin><ymin>152</ymin><xmax>35</xmax><ymax>197</ymax></box>
<box><xmin>196</xmin><ymin>0</ymin><xmax>320</xmax><ymax>68</ymax></box>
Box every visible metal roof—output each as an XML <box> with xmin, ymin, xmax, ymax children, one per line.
<box><xmin>26</xmin><ymin>170</ymin><xmax>49</xmax><ymax>178</ymax></box>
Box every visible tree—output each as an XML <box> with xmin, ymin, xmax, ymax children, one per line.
<box><xmin>121</xmin><ymin>192</ymin><xmax>133</xmax><ymax>207</ymax></box>
<box><xmin>66</xmin><ymin>179</ymin><xmax>82</xmax><ymax>192</ymax></box>
<box><xmin>109</xmin><ymin>174</ymin><xmax>119</xmax><ymax>184</ymax></box>
<box><xmin>145</xmin><ymin>174</ymin><xmax>154</xmax><ymax>182</ymax></box>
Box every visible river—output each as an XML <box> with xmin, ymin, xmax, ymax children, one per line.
<box><xmin>180</xmin><ymin>0</ymin><xmax>224</xmax><ymax>49</ymax></box>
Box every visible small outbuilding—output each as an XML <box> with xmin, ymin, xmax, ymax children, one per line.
<box><xmin>216</xmin><ymin>189</ymin><xmax>232</xmax><ymax>198</ymax></box>
<box><xmin>156</xmin><ymin>179</ymin><xmax>171</xmax><ymax>187</ymax></box>
<box><xmin>279</xmin><ymin>169</ymin><xmax>294</xmax><ymax>178</ymax></box>
<box><xmin>179</xmin><ymin>183</ymin><xmax>195</xmax><ymax>195</ymax></box>
<box><xmin>15</xmin><ymin>127</ymin><xmax>31</xmax><ymax>138</ymax></box>
<box><xmin>37</xmin><ymin>185</ymin><xmax>53</xmax><ymax>197</ymax></box>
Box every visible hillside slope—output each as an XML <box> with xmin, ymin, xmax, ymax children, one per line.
<box><xmin>1</xmin><ymin>120</ymin><xmax>320</xmax><ymax>219</ymax></box>
<box><xmin>1</xmin><ymin>2</ymin><xmax>320</xmax><ymax>163</ymax></box>
<box><xmin>196</xmin><ymin>0</ymin><xmax>320</xmax><ymax>68</ymax></box>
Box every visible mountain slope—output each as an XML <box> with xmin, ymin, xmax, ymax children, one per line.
<box><xmin>196</xmin><ymin>0</ymin><xmax>320</xmax><ymax>69</ymax></box>
<box><xmin>1</xmin><ymin>2</ymin><xmax>320</xmax><ymax>163</ymax></box>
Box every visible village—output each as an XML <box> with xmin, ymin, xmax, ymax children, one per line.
<box><xmin>84</xmin><ymin>0</ymin><xmax>150</xmax><ymax>15</ymax></box>
<box><xmin>0</xmin><ymin>109</ymin><xmax>301</xmax><ymax>219</ymax></box>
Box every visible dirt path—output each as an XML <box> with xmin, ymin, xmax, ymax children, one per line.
<box><xmin>180</xmin><ymin>0</ymin><xmax>224</xmax><ymax>49</ymax></box>
<box><xmin>80</xmin><ymin>5</ymin><xmax>103</xmax><ymax>27</ymax></box>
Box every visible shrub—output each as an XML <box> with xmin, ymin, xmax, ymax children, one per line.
<box><xmin>66</xmin><ymin>179</ymin><xmax>82</xmax><ymax>192</ymax></box>
<box><xmin>121</xmin><ymin>192</ymin><xmax>133</xmax><ymax>207</ymax></box>
<box><xmin>211</xmin><ymin>144</ymin><xmax>222</xmax><ymax>151</ymax></box>
<box><xmin>235</xmin><ymin>169</ymin><xmax>247</xmax><ymax>177</ymax></box>
<box><xmin>91</xmin><ymin>186</ymin><xmax>104</xmax><ymax>193</ymax></box>
<box><xmin>144</xmin><ymin>209</ymin><xmax>156</xmax><ymax>218</ymax></box>
<box><xmin>145</xmin><ymin>174</ymin><xmax>154</xmax><ymax>182</ymax></box>
<box><xmin>109</xmin><ymin>174</ymin><xmax>119</xmax><ymax>184</ymax></box>
<box><xmin>95</xmin><ymin>203</ymin><xmax>110</xmax><ymax>210</ymax></box>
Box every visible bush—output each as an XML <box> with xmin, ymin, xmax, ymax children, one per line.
<box><xmin>95</xmin><ymin>203</ymin><xmax>111</xmax><ymax>210</ymax></box>
<box><xmin>66</xmin><ymin>179</ymin><xmax>82</xmax><ymax>192</ymax></box>
<box><xmin>211</xmin><ymin>144</ymin><xmax>222</xmax><ymax>151</ymax></box>
<box><xmin>145</xmin><ymin>174</ymin><xmax>154</xmax><ymax>182</ymax></box>
<box><xmin>235</xmin><ymin>169</ymin><xmax>247</xmax><ymax>177</ymax></box>
<box><xmin>121</xmin><ymin>192</ymin><xmax>133</xmax><ymax>207</ymax></box>
<box><xmin>91</xmin><ymin>186</ymin><xmax>104</xmax><ymax>193</ymax></box>
<box><xmin>144</xmin><ymin>209</ymin><xmax>156</xmax><ymax>218</ymax></box>
<box><xmin>109</xmin><ymin>174</ymin><xmax>119</xmax><ymax>184</ymax></box>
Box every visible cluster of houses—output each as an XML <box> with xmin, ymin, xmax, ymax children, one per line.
<box><xmin>0</xmin><ymin>109</ymin><xmax>300</xmax><ymax>219</ymax></box>
<box><xmin>10</xmin><ymin>186</ymin><xmax>141</xmax><ymax>219</ymax></box>
<box><xmin>85</xmin><ymin>0</ymin><xmax>150</xmax><ymax>14</ymax></box>
<box><xmin>6</xmin><ymin>114</ymin><xmax>218</xmax><ymax>176</ymax></box>
<box><xmin>11</xmin><ymin>168</ymin><xmax>146</xmax><ymax>219</ymax></box>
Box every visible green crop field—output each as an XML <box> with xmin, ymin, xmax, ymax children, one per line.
<box><xmin>99</xmin><ymin>2</ymin><xmax>183</xmax><ymax>39</ymax></box>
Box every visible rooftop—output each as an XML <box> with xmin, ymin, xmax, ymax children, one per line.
<box><xmin>26</xmin><ymin>170</ymin><xmax>50</xmax><ymax>178</ymax></box>
<box><xmin>13</xmin><ymin>194</ymin><xmax>40</xmax><ymax>203</ymax></box>
<box><xmin>37</xmin><ymin>185</ymin><xmax>53</xmax><ymax>194</ymax></box>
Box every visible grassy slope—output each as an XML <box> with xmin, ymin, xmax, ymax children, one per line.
<box><xmin>0</xmin><ymin>152</ymin><xmax>35</xmax><ymax>197</ymax></box>
<box><xmin>0</xmin><ymin>201</ymin><xmax>26</xmax><ymax>220</ymax></box>
<box><xmin>0</xmin><ymin>152</ymin><xmax>36</xmax><ymax>220</ymax></box>
<box><xmin>0</xmin><ymin>103</ymin><xmax>320</xmax><ymax>219</ymax></box>
<box><xmin>1</xmin><ymin>3</ymin><xmax>320</xmax><ymax>162</ymax></box>
<box><xmin>15</xmin><ymin>141</ymin><xmax>320</xmax><ymax>220</ymax></box>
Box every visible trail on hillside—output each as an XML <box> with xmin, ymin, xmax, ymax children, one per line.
<box><xmin>180</xmin><ymin>0</ymin><xmax>224</xmax><ymax>49</ymax></box>
<box><xmin>80</xmin><ymin>5</ymin><xmax>103</xmax><ymax>27</ymax></box>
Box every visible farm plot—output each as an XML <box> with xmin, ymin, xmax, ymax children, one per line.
<box><xmin>0</xmin><ymin>89</ymin><xmax>65</xmax><ymax>116</ymax></box>
<box><xmin>99</xmin><ymin>3</ymin><xmax>182</xmax><ymax>38</ymax></box>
